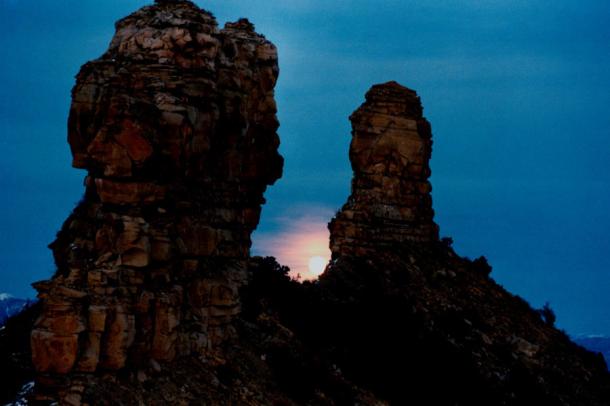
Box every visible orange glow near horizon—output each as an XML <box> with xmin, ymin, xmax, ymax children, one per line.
<box><xmin>253</xmin><ymin>207</ymin><xmax>332</xmax><ymax>281</ymax></box>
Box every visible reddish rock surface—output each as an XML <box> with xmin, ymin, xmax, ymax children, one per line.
<box><xmin>329</xmin><ymin>82</ymin><xmax>439</xmax><ymax>257</ymax></box>
<box><xmin>30</xmin><ymin>0</ymin><xmax>282</xmax><ymax>402</ymax></box>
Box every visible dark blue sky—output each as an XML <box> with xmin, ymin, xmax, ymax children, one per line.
<box><xmin>0</xmin><ymin>0</ymin><xmax>609</xmax><ymax>336</ymax></box>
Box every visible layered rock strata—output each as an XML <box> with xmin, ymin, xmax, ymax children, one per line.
<box><xmin>329</xmin><ymin>82</ymin><xmax>439</xmax><ymax>257</ymax></box>
<box><xmin>31</xmin><ymin>0</ymin><xmax>282</xmax><ymax>401</ymax></box>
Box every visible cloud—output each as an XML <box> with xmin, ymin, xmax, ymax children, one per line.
<box><xmin>252</xmin><ymin>204</ymin><xmax>334</xmax><ymax>280</ymax></box>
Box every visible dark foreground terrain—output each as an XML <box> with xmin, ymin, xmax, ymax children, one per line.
<box><xmin>2</xmin><ymin>252</ymin><xmax>609</xmax><ymax>405</ymax></box>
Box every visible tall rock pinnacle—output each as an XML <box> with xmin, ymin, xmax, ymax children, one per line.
<box><xmin>329</xmin><ymin>81</ymin><xmax>439</xmax><ymax>257</ymax></box>
<box><xmin>30</xmin><ymin>1</ymin><xmax>282</xmax><ymax>401</ymax></box>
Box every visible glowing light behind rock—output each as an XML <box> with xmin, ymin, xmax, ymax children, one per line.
<box><xmin>253</xmin><ymin>206</ymin><xmax>332</xmax><ymax>281</ymax></box>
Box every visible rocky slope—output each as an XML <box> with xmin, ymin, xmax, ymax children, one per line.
<box><xmin>3</xmin><ymin>0</ymin><xmax>609</xmax><ymax>405</ymax></box>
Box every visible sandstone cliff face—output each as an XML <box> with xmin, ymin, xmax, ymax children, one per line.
<box><xmin>329</xmin><ymin>82</ymin><xmax>438</xmax><ymax>257</ymax></box>
<box><xmin>30</xmin><ymin>0</ymin><xmax>282</xmax><ymax>401</ymax></box>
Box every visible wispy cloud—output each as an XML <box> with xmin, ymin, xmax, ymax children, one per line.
<box><xmin>252</xmin><ymin>204</ymin><xmax>334</xmax><ymax>280</ymax></box>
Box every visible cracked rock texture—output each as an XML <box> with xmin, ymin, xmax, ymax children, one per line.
<box><xmin>30</xmin><ymin>0</ymin><xmax>282</xmax><ymax>402</ymax></box>
<box><xmin>329</xmin><ymin>82</ymin><xmax>439</xmax><ymax>257</ymax></box>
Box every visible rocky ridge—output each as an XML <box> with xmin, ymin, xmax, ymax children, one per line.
<box><xmin>320</xmin><ymin>82</ymin><xmax>610</xmax><ymax>405</ymax></box>
<box><xmin>30</xmin><ymin>0</ymin><xmax>282</xmax><ymax>402</ymax></box>
<box><xmin>0</xmin><ymin>295</ymin><xmax>29</xmax><ymax>327</ymax></box>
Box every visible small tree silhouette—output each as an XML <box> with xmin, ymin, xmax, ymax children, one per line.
<box><xmin>538</xmin><ymin>302</ymin><xmax>556</xmax><ymax>327</ymax></box>
<box><xmin>440</xmin><ymin>237</ymin><xmax>453</xmax><ymax>248</ymax></box>
<box><xmin>472</xmin><ymin>256</ymin><xmax>492</xmax><ymax>276</ymax></box>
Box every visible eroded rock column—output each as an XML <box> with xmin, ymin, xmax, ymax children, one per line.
<box><xmin>329</xmin><ymin>82</ymin><xmax>438</xmax><ymax>257</ymax></box>
<box><xmin>31</xmin><ymin>0</ymin><xmax>282</xmax><ymax>400</ymax></box>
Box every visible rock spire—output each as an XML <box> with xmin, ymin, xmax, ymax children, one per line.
<box><xmin>30</xmin><ymin>1</ymin><xmax>282</xmax><ymax>401</ymax></box>
<box><xmin>329</xmin><ymin>81</ymin><xmax>439</xmax><ymax>257</ymax></box>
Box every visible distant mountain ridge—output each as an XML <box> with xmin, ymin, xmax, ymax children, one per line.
<box><xmin>0</xmin><ymin>295</ymin><xmax>29</xmax><ymax>327</ymax></box>
<box><xmin>575</xmin><ymin>336</ymin><xmax>610</xmax><ymax>367</ymax></box>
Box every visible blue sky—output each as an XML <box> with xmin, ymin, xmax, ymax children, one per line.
<box><xmin>0</xmin><ymin>0</ymin><xmax>609</xmax><ymax>336</ymax></box>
